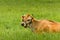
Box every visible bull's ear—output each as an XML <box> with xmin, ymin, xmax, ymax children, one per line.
<box><xmin>31</xmin><ymin>17</ymin><xmax>34</xmax><ymax>22</ymax></box>
<box><xmin>22</xmin><ymin>16</ymin><xmax>24</xmax><ymax>18</ymax></box>
<box><xmin>27</xmin><ymin>14</ymin><xmax>30</xmax><ymax>17</ymax></box>
<box><xmin>32</xmin><ymin>17</ymin><xmax>34</xmax><ymax>19</ymax></box>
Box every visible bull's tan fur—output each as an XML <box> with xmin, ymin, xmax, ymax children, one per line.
<box><xmin>21</xmin><ymin>14</ymin><xmax>60</xmax><ymax>33</ymax></box>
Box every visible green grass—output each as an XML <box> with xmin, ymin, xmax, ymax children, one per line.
<box><xmin>0</xmin><ymin>0</ymin><xmax>60</xmax><ymax>40</ymax></box>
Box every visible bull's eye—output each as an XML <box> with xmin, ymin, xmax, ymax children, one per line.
<box><xmin>27</xmin><ymin>19</ymin><xmax>30</xmax><ymax>21</ymax></box>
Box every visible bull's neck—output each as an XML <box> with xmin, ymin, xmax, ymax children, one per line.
<box><xmin>29</xmin><ymin>19</ymin><xmax>39</xmax><ymax>32</ymax></box>
<box><xmin>29</xmin><ymin>19</ymin><xmax>39</xmax><ymax>28</ymax></box>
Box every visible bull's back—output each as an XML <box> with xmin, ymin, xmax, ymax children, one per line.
<box><xmin>37</xmin><ymin>20</ymin><xmax>60</xmax><ymax>32</ymax></box>
<box><xmin>50</xmin><ymin>23</ymin><xmax>60</xmax><ymax>32</ymax></box>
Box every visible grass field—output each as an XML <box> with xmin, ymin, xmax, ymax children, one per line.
<box><xmin>0</xmin><ymin>0</ymin><xmax>60</xmax><ymax>40</ymax></box>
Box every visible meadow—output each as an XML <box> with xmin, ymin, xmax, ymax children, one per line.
<box><xmin>0</xmin><ymin>0</ymin><xmax>60</xmax><ymax>40</ymax></box>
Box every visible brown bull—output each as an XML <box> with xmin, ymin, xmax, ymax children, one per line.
<box><xmin>21</xmin><ymin>14</ymin><xmax>60</xmax><ymax>33</ymax></box>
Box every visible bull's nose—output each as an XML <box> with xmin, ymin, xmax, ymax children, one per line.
<box><xmin>21</xmin><ymin>23</ymin><xmax>24</xmax><ymax>26</ymax></box>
